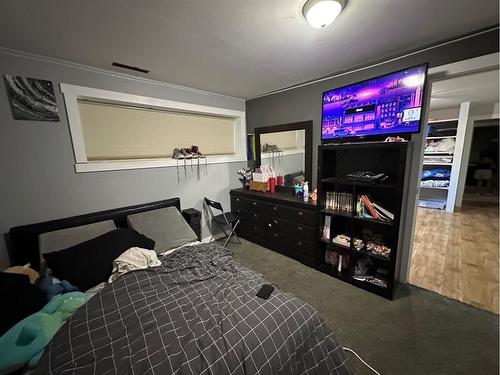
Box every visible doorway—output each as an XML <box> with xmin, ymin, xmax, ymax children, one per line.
<box><xmin>408</xmin><ymin>64</ymin><xmax>499</xmax><ymax>314</ymax></box>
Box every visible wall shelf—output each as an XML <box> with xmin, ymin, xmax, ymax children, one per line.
<box><xmin>420</xmin><ymin>185</ymin><xmax>449</xmax><ymax>190</ymax></box>
<box><xmin>422</xmin><ymin>162</ymin><xmax>452</xmax><ymax>166</ymax></box>
<box><xmin>424</xmin><ymin>151</ymin><xmax>454</xmax><ymax>155</ymax></box>
<box><xmin>320</xmin><ymin>208</ymin><xmax>394</xmax><ymax>226</ymax></box>
<box><xmin>426</xmin><ymin>136</ymin><xmax>456</xmax><ymax>140</ymax></box>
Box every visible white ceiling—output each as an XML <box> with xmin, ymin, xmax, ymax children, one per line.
<box><xmin>430</xmin><ymin>69</ymin><xmax>500</xmax><ymax>109</ymax></box>
<box><xmin>0</xmin><ymin>0</ymin><xmax>498</xmax><ymax>99</ymax></box>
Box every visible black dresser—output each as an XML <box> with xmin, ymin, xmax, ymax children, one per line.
<box><xmin>230</xmin><ymin>188</ymin><xmax>320</xmax><ymax>267</ymax></box>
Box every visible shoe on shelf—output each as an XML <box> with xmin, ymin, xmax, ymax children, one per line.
<box><xmin>353</xmin><ymin>257</ymin><xmax>373</xmax><ymax>281</ymax></box>
<box><xmin>262</xmin><ymin>143</ymin><xmax>281</xmax><ymax>153</ymax></box>
<box><xmin>172</xmin><ymin>148</ymin><xmax>183</xmax><ymax>159</ymax></box>
<box><xmin>192</xmin><ymin>145</ymin><xmax>205</xmax><ymax>158</ymax></box>
<box><xmin>186</xmin><ymin>147</ymin><xmax>198</xmax><ymax>159</ymax></box>
<box><xmin>180</xmin><ymin>148</ymin><xmax>192</xmax><ymax>159</ymax></box>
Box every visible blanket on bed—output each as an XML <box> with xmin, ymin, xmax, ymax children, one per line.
<box><xmin>108</xmin><ymin>246</ymin><xmax>161</xmax><ymax>283</ymax></box>
<box><xmin>35</xmin><ymin>243</ymin><xmax>352</xmax><ymax>374</ymax></box>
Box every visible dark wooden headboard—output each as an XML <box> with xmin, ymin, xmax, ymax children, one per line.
<box><xmin>5</xmin><ymin>198</ymin><xmax>181</xmax><ymax>271</ymax></box>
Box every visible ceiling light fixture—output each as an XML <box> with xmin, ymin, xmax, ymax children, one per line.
<box><xmin>302</xmin><ymin>0</ymin><xmax>345</xmax><ymax>29</ymax></box>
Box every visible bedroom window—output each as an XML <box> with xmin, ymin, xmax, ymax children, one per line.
<box><xmin>60</xmin><ymin>84</ymin><xmax>246</xmax><ymax>172</ymax></box>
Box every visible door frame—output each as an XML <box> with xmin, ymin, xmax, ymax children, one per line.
<box><xmin>398</xmin><ymin>52</ymin><xmax>499</xmax><ymax>283</ymax></box>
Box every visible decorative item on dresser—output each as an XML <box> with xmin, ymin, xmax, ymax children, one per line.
<box><xmin>230</xmin><ymin>188</ymin><xmax>321</xmax><ymax>267</ymax></box>
<box><xmin>181</xmin><ymin>208</ymin><xmax>202</xmax><ymax>241</ymax></box>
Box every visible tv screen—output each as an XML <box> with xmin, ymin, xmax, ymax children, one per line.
<box><xmin>321</xmin><ymin>64</ymin><xmax>428</xmax><ymax>141</ymax></box>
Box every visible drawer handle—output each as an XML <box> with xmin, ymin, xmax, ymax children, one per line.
<box><xmin>297</xmin><ymin>226</ymin><xmax>303</xmax><ymax>231</ymax></box>
<box><xmin>298</xmin><ymin>211</ymin><xmax>304</xmax><ymax>216</ymax></box>
<box><xmin>236</xmin><ymin>198</ymin><xmax>240</xmax><ymax>202</ymax></box>
<box><xmin>273</xmin><ymin>219</ymin><xmax>278</xmax><ymax>224</ymax></box>
<box><xmin>273</xmin><ymin>206</ymin><xmax>278</xmax><ymax>211</ymax></box>
<box><xmin>273</xmin><ymin>233</ymin><xmax>279</xmax><ymax>238</ymax></box>
<box><xmin>268</xmin><ymin>223</ymin><xmax>272</xmax><ymax>228</ymax></box>
<box><xmin>252</xmin><ymin>202</ymin><xmax>257</xmax><ymax>206</ymax></box>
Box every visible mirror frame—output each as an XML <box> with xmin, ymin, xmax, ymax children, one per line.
<box><xmin>254</xmin><ymin>120</ymin><xmax>313</xmax><ymax>186</ymax></box>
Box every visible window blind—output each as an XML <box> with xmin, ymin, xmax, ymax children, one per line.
<box><xmin>78</xmin><ymin>101</ymin><xmax>235</xmax><ymax>161</ymax></box>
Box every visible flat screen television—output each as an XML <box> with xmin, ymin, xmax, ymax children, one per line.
<box><xmin>321</xmin><ymin>64</ymin><xmax>428</xmax><ymax>142</ymax></box>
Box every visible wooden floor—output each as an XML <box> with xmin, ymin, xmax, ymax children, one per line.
<box><xmin>409</xmin><ymin>197</ymin><xmax>499</xmax><ymax>314</ymax></box>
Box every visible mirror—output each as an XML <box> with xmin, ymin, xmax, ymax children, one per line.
<box><xmin>255</xmin><ymin>121</ymin><xmax>312</xmax><ymax>187</ymax></box>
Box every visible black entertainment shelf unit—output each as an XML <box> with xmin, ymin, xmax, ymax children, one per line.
<box><xmin>317</xmin><ymin>141</ymin><xmax>408</xmax><ymax>299</ymax></box>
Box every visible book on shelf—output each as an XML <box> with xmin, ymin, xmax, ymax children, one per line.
<box><xmin>325</xmin><ymin>191</ymin><xmax>353</xmax><ymax>213</ymax></box>
<box><xmin>372</xmin><ymin>202</ymin><xmax>394</xmax><ymax>221</ymax></box>
<box><xmin>359</xmin><ymin>195</ymin><xmax>379</xmax><ymax>219</ymax></box>
<box><xmin>357</xmin><ymin>195</ymin><xmax>394</xmax><ymax>223</ymax></box>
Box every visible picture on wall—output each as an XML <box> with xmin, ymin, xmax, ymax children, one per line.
<box><xmin>4</xmin><ymin>74</ymin><xmax>60</xmax><ymax>121</ymax></box>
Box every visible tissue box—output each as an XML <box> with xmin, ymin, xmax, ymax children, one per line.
<box><xmin>250</xmin><ymin>180</ymin><xmax>269</xmax><ymax>192</ymax></box>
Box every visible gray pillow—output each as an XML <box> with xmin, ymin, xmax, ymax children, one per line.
<box><xmin>127</xmin><ymin>206</ymin><xmax>197</xmax><ymax>252</ymax></box>
<box><xmin>38</xmin><ymin>220</ymin><xmax>117</xmax><ymax>269</ymax></box>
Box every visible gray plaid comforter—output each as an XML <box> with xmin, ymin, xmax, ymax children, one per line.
<box><xmin>36</xmin><ymin>243</ymin><xmax>353</xmax><ymax>374</ymax></box>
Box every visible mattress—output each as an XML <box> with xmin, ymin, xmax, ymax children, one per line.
<box><xmin>35</xmin><ymin>243</ymin><xmax>352</xmax><ymax>374</ymax></box>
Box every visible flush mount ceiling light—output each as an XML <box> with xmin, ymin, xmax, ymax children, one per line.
<box><xmin>302</xmin><ymin>0</ymin><xmax>345</xmax><ymax>28</ymax></box>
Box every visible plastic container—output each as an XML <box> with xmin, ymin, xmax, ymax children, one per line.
<box><xmin>269</xmin><ymin>176</ymin><xmax>276</xmax><ymax>193</ymax></box>
<box><xmin>277</xmin><ymin>175</ymin><xmax>284</xmax><ymax>186</ymax></box>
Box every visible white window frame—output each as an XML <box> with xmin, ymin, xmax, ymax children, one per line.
<box><xmin>60</xmin><ymin>83</ymin><xmax>246</xmax><ymax>173</ymax></box>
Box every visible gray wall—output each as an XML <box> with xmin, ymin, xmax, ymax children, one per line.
<box><xmin>0</xmin><ymin>49</ymin><xmax>245</xmax><ymax>269</ymax></box>
<box><xmin>246</xmin><ymin>29</ymin><xmax>499</xmax><ymax>281</ymax></box>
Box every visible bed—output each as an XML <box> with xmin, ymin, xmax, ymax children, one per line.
<box><xmin>6</xmin><ymin>199</ymin><xmax>353</xmax><ymax>374</ymax></box>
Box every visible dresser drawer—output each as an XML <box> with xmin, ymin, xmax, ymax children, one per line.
<box><xmin>238</xmin><ymin>221</ymin><xmax>268</xmax><ymax>238</ymax></box>
<box><xmin>234</xmin><ymin>207</ymin><xmax>264</xmax><ymax>223</ymax></box>
<box><xmin>265</xmin><ymin>230</ymin><xmax>317</xmax><ymax>257</ymax></box>
<box><xmin>231</xmin><ymin>195</ymin><xmax>246</xmax><ymax>208</ymax></box>
<box><xmin>266</xmin><ymin>217</ymin><xmax>316</xmax><ymax>241</ymax></box>
<box><xmin>232</xmin><ymin>195</ymin><xmax>315</xmax><ymax>225</ymax></box>
<box><xmin>231</xmin><ymin>195</ymin><xmax>266</xmax><ymax>211</ymax></box>
<box><xmin>275</xmin><ymin>205</ymin><xmax>316</xmax><ymax>225</ymax></box>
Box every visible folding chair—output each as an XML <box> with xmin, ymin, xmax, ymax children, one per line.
<box><xmin>204</xmin><ymin>197</ymin><xmax>241</xmax><ymax>247</ymax></box>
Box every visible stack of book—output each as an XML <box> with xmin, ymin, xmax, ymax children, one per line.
<box><xmin>356</xmin><ymin>195</ymin><xmax>394</xmax><ymax>223</ymax></box>
<box><xmin>326</xmin><ymin>191</ymin><xmax>354</xmax><ymax>213</ymax></box>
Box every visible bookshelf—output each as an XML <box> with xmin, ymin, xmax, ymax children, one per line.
<box><xmin>317</xmin><ymin>141</ymin><xmax>408</xmax><ymax>299</ymax></box>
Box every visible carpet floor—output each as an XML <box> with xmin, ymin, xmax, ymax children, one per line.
<box><xmin>226</xmin><ymin>239</ymin><xmax>499</xmax><ymax>375</ymax></box>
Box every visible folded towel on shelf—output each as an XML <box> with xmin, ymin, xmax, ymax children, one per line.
<box><xmin>108</xmin><ymin>247</ymin><xmax>161</xmax><ymax>283</ymax></box>
<box><xmin>421</xmin><ymin>169</ymin><xmax>451</xmax><ymax>180</ymax></box>
<box><xmin>421</xmin><ymin>179</ymin><xmax>449</xmax><ymax>188</ymax></box>
<box><xmin>425</xmin><ymin>138</ymin><xmax>455</xmax><ymax>153</ymax></box>
<box><xmin>424</xmin><ymin>156</ymin><xmax>453</xmax><ymax>164</ymax></box>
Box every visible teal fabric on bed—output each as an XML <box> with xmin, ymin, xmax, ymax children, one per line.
<box><xmin>0</xmin><ymin>292</ymin><xmax>86</xmax><ymax>374</ymax></box>
<box><xmin>127</xmin><ymin>206</ymin><xmax>197</xmax><ymax>253</ymax></box>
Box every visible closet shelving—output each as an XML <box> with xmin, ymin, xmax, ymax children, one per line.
<box><xmin>418</xmin><ymin>119</ymin><xmax>459</xmax><ymax>211</ymax></box>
